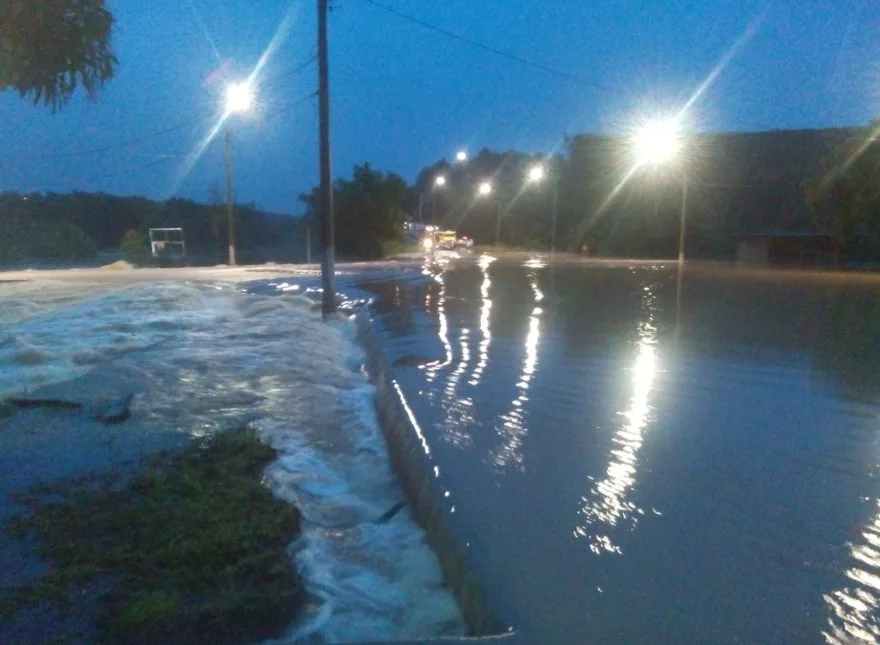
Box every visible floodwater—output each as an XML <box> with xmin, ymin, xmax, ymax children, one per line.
<box><xmin>358</xmin><ymin>257</ymin><xmax>880</xmax><ymax>644</ymax></box>
<box><xmin>0</xmin><ymin>279</ymin><xmax>465</xmax><ymax>643</ymax></box>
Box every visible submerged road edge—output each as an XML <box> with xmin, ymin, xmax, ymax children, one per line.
<box><xmin>355</xmin><ymin>312</ymin><xmax>523</xmax><ymax>643</ymax></box>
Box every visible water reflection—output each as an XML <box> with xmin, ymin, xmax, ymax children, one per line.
<box><xmin>438</xmin><ymin>327</ymin><xmax>475</xmax><ymax>448</ymax></box>
<box><xmin>469</xmin><ymin>255</ymin><xmax>495</xmax><ymax>387</ymax></box>
<box><xmin>424</xmin><ymin>268</ymin><xmax>452</xmax><ymax>383</ymax></box>
<box><xmin>575</xmin><ymin>281</ymin><xmax>659</xmax><ymax>554</ymax></box>
<box><xmin>489</xmin><ymin>269</ymin><xmax>542</xmax><ymax>472</ymax></box>
<box><xmin>823</xmin><ymin>500</ymin><xmax>880</xmax><ymax>644</ymax></box>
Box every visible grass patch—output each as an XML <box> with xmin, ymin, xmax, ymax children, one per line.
<box><xmin>2</xmin><ymin>427</ymin><xmax>305</xmax><ymax>645</ymax></box>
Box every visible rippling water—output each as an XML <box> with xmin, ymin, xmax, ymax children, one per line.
<box><xmin>0</xmin><ymin>280</ymin><xmax>465</xmax><ymax>643</ymax></box>
<box><xmin>358</xmin><ymin>258</ymin><xmax>880</xmax><ymax>644</ymax></box>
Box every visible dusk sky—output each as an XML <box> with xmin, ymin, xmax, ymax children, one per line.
<box><xmin>1</xmin><ymin>0</ymin><xmax>878</xmax><ymax>214</ymax></box>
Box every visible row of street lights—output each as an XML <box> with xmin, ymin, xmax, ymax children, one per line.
<box><xmin>225</xmin><ymin>81</ymin><xmax>686</xmax><ymax>267</ymax></box>
<box><xmin>427</xmin><ymin>116</ymin><xmax>686</xmax><ymax>261</ymax></box>
<box><xmin>429</xmin><ymin>158</ymin><xmax>560</xmax><ymax>252</ymax></box>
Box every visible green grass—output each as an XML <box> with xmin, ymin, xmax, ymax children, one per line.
<box><xmin>3</xmin><ymin>427</ymin><xmax>305</xmax><ymax>645</ymax></box>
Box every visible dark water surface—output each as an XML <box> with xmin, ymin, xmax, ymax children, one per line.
<box><xmin>357</xmin><ymin>258</ymin><xmax>880</xmax><ymax>644</ymax></box>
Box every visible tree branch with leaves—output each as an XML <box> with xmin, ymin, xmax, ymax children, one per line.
<box><xmin>0</xmin><ymin>0</ymin><xmax>117</xmax><ymax>110</ymax></box>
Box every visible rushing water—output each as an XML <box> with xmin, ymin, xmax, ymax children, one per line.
<box><xmin>357</xmin><ymin>257</ymin><xmax>880</xmax><ymax>644</ymax></box>
<box><xmin>0</xmin><ymin>279</ymin><xmax>465</xmax><ymax>643</ymax></box>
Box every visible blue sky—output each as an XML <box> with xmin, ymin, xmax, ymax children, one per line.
<box><xmin>1</xmin><ymin>0</ymin><xmax>878</xmax><ymax>214</ymax></box>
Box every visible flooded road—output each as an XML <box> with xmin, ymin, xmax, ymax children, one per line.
<box><xmin>360</xmin><ymin>258</ymin><xmax>880</xmax><ymax>644</ymax></box>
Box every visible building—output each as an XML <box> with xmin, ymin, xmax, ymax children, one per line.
<box><xmin>734</xmin><ymin>232</ymin><xmax>839</xmax><ymax>265</ymax></box>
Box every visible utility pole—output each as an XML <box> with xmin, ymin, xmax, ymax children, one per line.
<box><xmin>224</xmin><ymin>129</ymin><xmax>237</xmax><ymax>267</ymax></box>
<box><xmin>550</xmin><ymin>185</ymin><xmax>558</xmax><ymax>256</ymax></box>
<box><xmin>318</xmin><ymin>0</ymin><xmax>336</xmax><ymax>317</ymax></box>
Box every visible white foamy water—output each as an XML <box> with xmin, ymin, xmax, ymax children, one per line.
<box><xmin>0</xmin><ymin>280</ymin><xmax>465</xmax><ymax>642</ymax></box>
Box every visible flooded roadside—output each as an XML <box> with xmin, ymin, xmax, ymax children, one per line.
<box><xmin>0</xmin><ymin>278</ymin><xmax>465</xmax><ymax>643</ymax></box>
<box><xmin>359</xmin><ymin>257</ymin><xmax>880</xmax><ymax>644</ymax></box>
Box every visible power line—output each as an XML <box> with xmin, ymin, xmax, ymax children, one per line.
<box><xmin>360</xmin><ymin>1</ymin><xmax>799</xmax><ymax>136</ymax></box>
<box><xmin>263</xmin><ymin>91</ymin><xmax>318</xmax><ymax>121</ymax></box>
<box><xmin>262</xmin><ymin>52</ymin><xmax>317</xmax><ymax>88</ymax></box>
<box><xmin>10</xmin><ymin>55</ymin><xmax>318</xmax><ymax>162</ymax></box>
<box><xmin>359</xmin><ymin>0</ymin><xmax>615</xmax><ymax>93</ymax></box>
<box><xmin>12</xmin><ymin>114</ymin><xmax>215</xmax><ymax>161</ymax></box>
<box><xmin>12</xmin><ymin>94</ymin><xmax>317</xmax><ymax>193</ymax></box>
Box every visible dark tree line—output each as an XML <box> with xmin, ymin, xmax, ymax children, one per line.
<box><xmin>299</xmin><ymin>164</ymin><xmax>408</xmax><ymax>261</ymax></box>
<box><xmin>407</xmin><ymin>127</ymin><xmax>877</xmax><ymax>259</ymax></box>
<box><xmin>0</xmin><ymin>192</ymin><xmax>306</xmax><ymax>266</ymax></box>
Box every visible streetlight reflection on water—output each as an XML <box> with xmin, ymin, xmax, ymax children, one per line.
<box><xmin>469</xmin><ymin>254</ymin><xmax>495</xmax><ymax>387</ymax></box>
<box><xmin>424</xmin><ymin>268</ymin><xmax>452</xmax><ymax>383</ymax></box>
<box><xmin>489</xmin><ymin>267</ymin><xmax>543</xmax><ymax>471</ymax></box>
<box><xmin>823</xmin><ymin>500</ymin><xmax>880</xmax><ymax>643</ymax></box>
<box><xmin>575</xmin><ymin>280</ymin><xmax>660</xmax><ymax>554</ymax></box>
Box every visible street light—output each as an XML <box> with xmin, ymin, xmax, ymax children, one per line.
<box><xmin>633</xmin><ymin>118</ymin><xmax>688</xmax><ymax>263</ymax></box>
<box><xmin>527</xmin><ymin>163</ymin><xmax>560</xmax><ymax>255</ymax></box>
<box><xmin>476</xmin><ymin>181</ymin><xmax>508</xmax><ymax>247</ymax></box>
<box><xmin>456</xmin><ymin>151</ymin><xmax>468</xmax><ymax>163</ymax></box>
<box><xmin>225</xmin><ymin>82</ymin><xmax>254</xmax><ymax>115</ymax></box>
<box><xmin>223</xmin><ymin>81</ymin><xmax>255</xmax><ymax>267</ymax></box>
<box><xmin>527</xmin><ymin>164</ymin><xmax>546</xmax><ymax>183</ymax></box>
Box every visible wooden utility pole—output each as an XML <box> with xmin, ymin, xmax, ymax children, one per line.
<box><xmin>318</xmin><ymin>0</ymin><xmax>336</xmax><ymax>317</ymax></box>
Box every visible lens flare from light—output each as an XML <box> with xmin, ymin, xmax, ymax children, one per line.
<box><xmin>163</xmin><ymin>4</ymin><xmax>299</xmax><ymax>198</ymax></box>
<box><xmin>225</xmin><ymin>82</ymin><xmax>255</xmax><ymax>114</ymax></box>
<box><xmin>634</xmin><ymin>119</ymin><xmax>679</xmax><ymax>165</ymax></box>
<box><xmin>528</xmin><ymin>165</ymin><xmax>546</xmax><ymax>183</ymax></box>
<box><xmin>478</xmin><ymin>181</ymin><xmax>493</xmax><ymax>196</ymax></box>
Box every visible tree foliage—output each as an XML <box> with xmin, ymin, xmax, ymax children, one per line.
<box><xmin>119</xmin><ymin>229</ymin><xmax>150</xmax><ymax>265</ymax></box>
<box><xmin>0</xmin><ymin>0</ymin><xmax>117</xmax><ymax>109</ymax></box>
<box><xmin>0</xmin><ymin>191</ymin><xmax>306</xmax><ymax>266</ymax></box>
<box><xmin>807</xmin><ymin>123</ymin><xmax>880</xmax><ymax>245</ymax></box>
<box><xmin>408</xmin><ymin>128</ymin><xmax>862</xmax><ymax>259</ymax></box>
<box><xmin>0</xmin><ymin>212</ymin><xmax>96</xmax><ymax>266</ymax></box>
<box><xmin>300</xmin><ymin>164</ymin><xmax>408</xmax><ymax>260</ymax></box>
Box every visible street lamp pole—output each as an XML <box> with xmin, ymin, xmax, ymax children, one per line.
<box><xmin>550</xmin><ymin>185</ymin><xmax>558</xmax><ymax>256</ymax></box>
<box><xmin>224</xmin><ymin>129</ymin><xmax>236</xmax><ymax>267</ymax></box>
<box><xmin>678</xmin><ymin>167</ymin><xmax>688</xmax><ymax>263</ymax></box>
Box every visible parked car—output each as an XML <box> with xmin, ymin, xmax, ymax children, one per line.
<box><xmin>456</xmin><ymin>236</ymin><xmax>474</xmax><ymax>249</ymax></box>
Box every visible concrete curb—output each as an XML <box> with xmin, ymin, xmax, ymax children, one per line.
<box><xmin>355</xmin><ymin>312</ymin><xmax>522</xmax><ymax>643</ymax></box>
